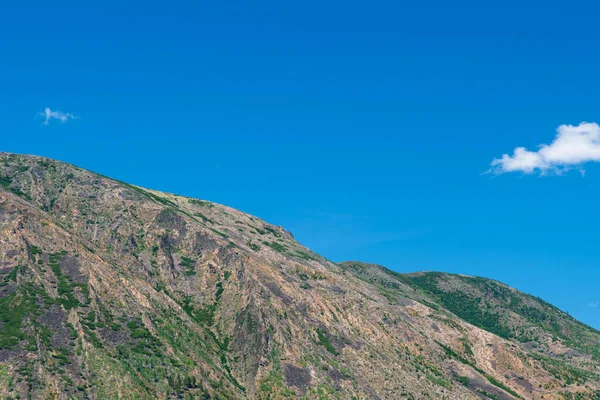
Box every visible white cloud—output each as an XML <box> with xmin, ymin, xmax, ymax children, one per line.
<box><xmin>588</xmin><ymin>301</ymin><xmax>599</xmax><ymax>308</ymax></box>
<box><xmin>490</xmin><ymin>122</ymin><xmax>600</xmax><ymax>175</ymax></box>
<box><xmin>38</xmin><ymin>107</ymin><xmax>77</xmax><ymax>125</ymax></box>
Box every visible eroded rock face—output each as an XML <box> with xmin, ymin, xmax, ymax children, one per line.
<box><xmin>0</xmin><ymin>152</ymin><xmax>599</xmax><ymax>400</ymax></box>
<box><xmin>155</xmin><ymin>208</ymin><xmax>187</xmax><ymax>237</ymax></box>
<box><xmin>194</xmin><ymin>231</ymin><xmax>218</xmax><ymax>253</ymax></box>
<box><xmin>283</xmin><ymin>363</ymin><xmax>311</xmax><ymax>390</ymax></box>
<box><xmin>59</xmin><ymin>256</ymin><xmax>86</xmax><ymax>283</ymax></box>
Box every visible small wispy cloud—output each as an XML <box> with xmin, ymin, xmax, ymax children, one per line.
<box><xmin>489</xmin><ymin>122</ymin><xmax>600</xmax><ymax>175</ymax></box>
<box><xmin>588</xmin><ymin>301</ymin><xmax>599</xmax><ymax>308</ymax></box>
<box><xmin>38</xmin><ymin>107</ymin><xmax>77</xmax><ymax>125</ymax></box>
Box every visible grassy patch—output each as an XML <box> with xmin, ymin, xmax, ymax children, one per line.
<box><xmin>210</xmin><ymin>228</ymin><xmax>228</xmax><ymax>239</ymax></box>
<box><xmin>484</xmin><ymin>375</ymin><xmax>521</xmax><ymax>399</ymax></box>
<box><xmin>0</xmin><ymin>175</ymin><xmax>31</xmax><ymax>201</ymax></box>
<box><xmin>316</xmin><ymin>328</ymin><xmax>338</xmax><ymax>355</ymax></box>
<box><xmin>404</xmin><ymin>274</ymin><xmax>512</xmax><ymax>339</ymax></box>
<box><xmin>194</xmin><ymin>212</ymin><xmax>214</xmax><ymax>224</ymax></box>
<box><xmin>47</xmin><ymin>251</ymin><xmax>89</xmax><ymax>310</ymax></box>
<box><xmin>180</xmin><ymin>256</ymin><xmax>196</xmax><ymax>276</ymax></box>
<box><xmin>181</xmin><ymin>280</ymin><xmax>224</xmax><ymax>327</ymax></box>
<box><xmin>477</xmin><ymin>389</ymin><xmax>498</xmax><ymax>399</ymax></box>
<box><xmin>0</xmin><ymin>291</ymin><xmax>37</xmax><ymax>349</ymax></box>
<box><xmin>263</xmin><ymin>226</ymin><xmax>281</xmax><ymax>237</ymax></box>
<box><xmin>0</xmin><ymin>265</ymin><xmax>19</xmax><ymax>286</ymax></box>
<box><xmin>258</xmin><ymin>346</ymin><xmax>296</xmax><ymax>397</ymax></box>
<box><xmin>247</xmin><ymin>241</ymin><xmax>260</xmax><ymax>251</ymax></box>
<box><xmin>121</xmin><ymin>183</ymin><xmax>178</xmax><ymax>208</ymax></box>
<box><xmin>188</xmin><ymin>199</ymin><xmax>214</xmax><ymax>208</ymax></box>
<box><xmin>294</xmin><ymin>250</ymin><xmax>314</xmax><ymax>261</ymax></box>
<box><xmin>427</xmin><ymin>373</ymin><xmax>452</xmax><ymax>389</ymax></box>
<box><xmin>0</xmin><ymin>176</ymin><xmax>11</xmax><ymax>187</ymax></box>
<box><xmin>457</xmin><ymin>375</ymin><xmax>469</xmax><ymax>386</ymax></box>
<box><xmin>263</xmin><ymin>241</ymin><xmax>287</xmax><ymax>254</ymax></box>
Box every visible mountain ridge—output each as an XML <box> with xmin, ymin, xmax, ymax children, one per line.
<box><xmin>0</xmin><ymin>151</ymin><xmax>599</xmax><ymax>399</ymax></box>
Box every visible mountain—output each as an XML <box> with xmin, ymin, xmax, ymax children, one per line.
<box><xmin>0</xmin><ymin>152</ymin><xmax>599</xmax><ymax>400</ymax></box>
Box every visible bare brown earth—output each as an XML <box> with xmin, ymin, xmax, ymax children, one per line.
<box><xmin>0</xmin><ymin>152</ymin><xmax>599</xmax><ymax>399</ymax></box>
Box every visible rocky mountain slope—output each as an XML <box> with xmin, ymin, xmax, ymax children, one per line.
<box><xmin>0</xmin><ymin>152</ymin><xmax>599</xmax><ymax>399</ymax></box>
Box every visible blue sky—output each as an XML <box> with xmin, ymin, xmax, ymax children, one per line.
<box><xmin>3</xmin><ymin>0</ymin><xmax>600</xmax><ymax>327</ymax></box>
